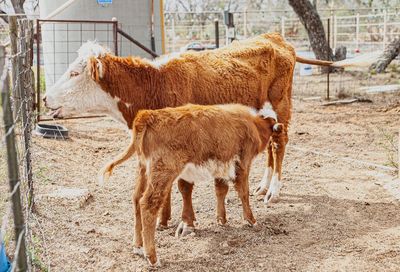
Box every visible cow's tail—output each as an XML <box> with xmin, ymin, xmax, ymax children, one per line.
<box><xmin>296</xmin><ymin>51</ymin><xmax>381</xmax><ymax>68</ymax></box>
<box><xmin>330</xmin><ymin>51</ymin><xmax>381</xmax><ymax>68</ymax></box>
<box><xmin>295</xmin><ymin>56</ymin><xmax>333</xmax><ymax>66</ymax></box>
<box><xmin>98</xmin><ymin>132</ymin><xmax>136</xmax><ymax>185</ymax></box>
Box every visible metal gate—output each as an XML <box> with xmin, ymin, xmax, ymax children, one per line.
<box><xmin>35</xmin><ymin>19</ymin><xmax>118</xmax><ymax>121</ymax></box>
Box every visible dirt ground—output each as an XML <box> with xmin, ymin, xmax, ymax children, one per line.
<box><xmin>23</xmin><ymin>87</ymin><xmax>399</xmax><ymax>271</ymax></box>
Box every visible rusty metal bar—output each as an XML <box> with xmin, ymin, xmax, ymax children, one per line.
<box><xmin>117</xmin><ymin>27</ymin><xmax>159</xmax><ymax>58</ymax></box>
<box><xmin>39</xmin><ymin>115</ymin><xmax>106</xmax><ymax>121</ymax></box>
<box><xmin>37</xmin><ymin>19</ymin><xmax>116</xmax><ymax>24</ymax></box>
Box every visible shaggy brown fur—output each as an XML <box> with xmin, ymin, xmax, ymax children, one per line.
<box><xmin>100</xmin><ymin>103</ymin><xmax>282</xmax><ymax>266</ymax></box>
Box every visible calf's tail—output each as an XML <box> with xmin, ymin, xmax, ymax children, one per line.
<box><xmin>98</xmin><ymin>134</ymin><xmax>136</xmax><ymax>185</ymax></box>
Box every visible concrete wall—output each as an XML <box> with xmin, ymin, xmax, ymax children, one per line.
<box><xmin>39</xmin><ymin>0</ymin><xmax>164</xmax><ymax>88</ymax></box>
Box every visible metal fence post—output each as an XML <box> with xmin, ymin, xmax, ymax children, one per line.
<box><xmin>327</xmin><ymin>18</ymin><xmax>330</xmax><ymax>101</ymax></box>
<box><xmin>333</xmin><ymin>14</ymin><xmax>337</xmax><ymax>49</ymax></box>
<box><xmin>0</xmin><ymin>45</ymin><xmax>29</xmax><ymax>272</ymax></box>
<box><xmin>171</xmin><ymin>15</ymin><xmax>176</xmax><ymax>52</ymax></box>
<box><xmin>35</xmin><ymin>19</ymin><xmax>41</xmax><ymax>123</ymax></box>
<box><xmin>214</xmin><ymin>19</ymin><xmax>219</xmax><ymax>48</ymax></box>
<box><xmin>383</xmin><ymin>10</ymin><xmax>387</xmax><ymax>49</ymax></box>
<box><xmin>356</xmin><ymin>13</ymin><xmax>360</xmax><ymax>50</ymax></box>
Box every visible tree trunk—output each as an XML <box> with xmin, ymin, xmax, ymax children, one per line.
<box><xmin>288</xmin><ymin>0</ymin><xmax>333</xmax><ymax>62</ymax></box>
<box><xmin>369</xmin><ymin>38</ymin><xmax>400</xmax><ymax>73</ymax></box>
<box><xmin>11</xmin><ymin>0</ymin><xmax>26</xmax><ymax>14</ymax></box>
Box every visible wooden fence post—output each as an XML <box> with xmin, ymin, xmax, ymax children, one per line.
<box><xmin>9</xmin><ymin>16</ymin><xmax>20</xmax><ymax>120</ymax></box>
<box><xmin>18</xmin><ymin>19</ymin><xmax>34</xmax><ymax>209</ymax></box>
<box><xmin>0</xmin><ymin>44</ymin><xmax>29</xmax><ymax>272</ymax></box>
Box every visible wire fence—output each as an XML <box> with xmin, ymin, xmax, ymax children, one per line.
<box><xmin>164</xmin><ymin>8</ymin><xmax>400</xmax><ymax>54</ymax></box>
<box><xmin>1</xmin><ymin>17</ymin><xmax>36</xmax><ymax>272</ymax></box>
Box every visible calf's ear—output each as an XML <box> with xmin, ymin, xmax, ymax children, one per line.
<box><xmin>273</xmin><ymin>123</ymin><xmax>283</xmax><ymax>133</ymax></box>
<box><xmin>88</xmin><ymin>57</ymin><xmax>104</xmax><ymax>81</ymax></box>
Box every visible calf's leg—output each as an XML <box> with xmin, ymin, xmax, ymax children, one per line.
<box><xmin>133</xmin><ymin>164</ymin><xmax>147</xmax><ymax>255</ymax></box>
<box><xmin>140</xmin><ymin>165</ymin><xmax>179</xmax><ymax>266</ymax></box>
<box><xmin>157</xmin><ymin>189</ymin><xmax>171</xmax><ymax>229</ymax></box>
<box><xmin>175</xmin><ymin>179</ymin><xmax>196</xmax><ymax>237</ymax></box>
<box><xmin>215</xmin><ymin>178</ymin><xmax>229</xmax><ymax>225</ymax></box>
<box><xmin>234</xmin><ymin>166</ymin><xmax>256</xmax><ymax>226</ymax></box>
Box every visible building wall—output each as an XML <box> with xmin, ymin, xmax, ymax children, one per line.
<box><xmin>39</xmin><ymin>0</ymin><xmax>164</xmax><ymax>87</ymax></box>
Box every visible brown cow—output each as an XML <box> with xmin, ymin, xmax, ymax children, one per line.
<box><xmin>99</xmin><ymin>102</ymin><xmax>283</xmax><ymax>266</ymax></box>
<box><xmin>44</xmin><ymin>33</ymin><xmax>333</xmax><ymax>235</ymax></box>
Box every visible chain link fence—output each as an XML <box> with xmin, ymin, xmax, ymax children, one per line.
<box><xmin>1</xmin><ymin>17</ymin><xmax>37</xmax><ymax>272</ymax></box>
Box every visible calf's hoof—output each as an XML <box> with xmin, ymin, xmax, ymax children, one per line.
<box><xmin>156</xmin><ymin>219</ymin><xmax>169</xmax><ymax>231</ymax></box>
<box><xmin>146</xmin><ymin>255</ymin><xmax>161</xmax><ymax>267</ymax></box>
<box><xmin>217</xmin><ymin>216</ymin><xmax>227</xmax><ymax>225</ymax></box>
<box><xmin>263</xmin><ymin>190</ymin><xmax>280</xmax><ymax>205</ymax></box>
<box><xmin>245</xmin><ymin>219</ymin><xmax>257</xmax><ymax>227</ymax></box>
<box><xmin>133</xmin><ymin>247</ymin><xmax>144</xmax><ymax>257</ymax></box>
<box><xmin>175</xmin><ymin>221</ymin><xmax>195</xmax><ymax>237</ymax></box>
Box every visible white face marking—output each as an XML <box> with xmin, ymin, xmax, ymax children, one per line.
<box><xmin>177</xmin><ymin>156</ymin><xmax>239</xmax><ymax>184</ymax></box>
<box><xmin>44</xmin><ymin>41</ymin><xmax>126</xmax><ymax>124</ymax></box>
<box><xmin>258</xmin><ymin>102</ymin><xmax>277</xmax><ymax>121</ymax></box>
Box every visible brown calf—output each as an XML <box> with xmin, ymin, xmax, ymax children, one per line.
<box><xmin>100</xmin><ymin>103</ymin><xmax>282</xmax><ymax>266</ymax></box>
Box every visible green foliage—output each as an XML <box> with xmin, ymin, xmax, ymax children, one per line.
<box><xmin>29</xmin><ymin>235</ymin><xmax>48</xmax><ymax>272</ymax></box>
<box><xmin>378</xmin><ymin>129</ymin><xmax>399</xmax><ymax>170</ymax></box>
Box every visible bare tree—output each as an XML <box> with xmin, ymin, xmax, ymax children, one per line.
<box><xmin>369</xmin><ymin>38</ymin><xmax>400</xmax><ymax>73</ymax></box>
<box><xmin>0</xmin><ymin>0</ymin><xmax>27</xmax><ymax>23</ymax></box>
<box><xmin>288</xmin><ymin>0</ymin><xmax>333</xmax><ymax>61</ymax></box>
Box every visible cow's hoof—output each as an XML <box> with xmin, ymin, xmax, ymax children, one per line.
<box><xmin>133</xmin><ymin>247</ymin><xmax>144</xmax><ymax>257</ymax></box>
<box><xmin>263</xmin><ymin>177</ymin><xmax>282</xmax><ymax>205</ymax></box>
<box><xmin>253</xmin><ymin>179</ymin><xmax>270</xmax><ymax>196</ymax></box>
<box><xmin>175</xmin><ymin>221</ymin><xmax>195</xmax><ymax>237</ymax></box>
<box><xmin>263</xmin><ymin>190</ymin><xmax>280</xmax><ymax>205</ymax></box>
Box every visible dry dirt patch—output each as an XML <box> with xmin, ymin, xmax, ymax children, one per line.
<box><xmin>27</xmin><ymin>97</ymin><xmax>400</xmax><ymax>271</ymax></box>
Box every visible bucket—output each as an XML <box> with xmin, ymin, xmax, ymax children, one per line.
<box><xmin>299</xmin><ymin>64</ymin><xmax>313</xmax><ymax>76</ymax></box>
<box><xmin>0</xmin><ymin>243</ymin><xmax>10</xmax><ymax>272</ymax></box>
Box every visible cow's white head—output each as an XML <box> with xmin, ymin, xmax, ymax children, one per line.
<box><xmin>44</xmin><ymin>41</ymin><xmax>118</xmax><ymax>119</ymax></box>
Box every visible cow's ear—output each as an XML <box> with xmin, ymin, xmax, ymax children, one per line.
<box><xmin>88</xmin><ymin>57</ymin><xmax>103</xmax><ymax>81</ymax></box>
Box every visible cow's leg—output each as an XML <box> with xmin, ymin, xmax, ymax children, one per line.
<box><xmin>254</xmin><ymin>142</ymin><xmax>274</xmax><ymax>196</ymax></box>
<box><xmin>133</xmin><ymin>164</ymin><xmax>147</xmax><ymax>256</ymax></box>
<box><xmin>157</xmin><ymin>188</ymin><xmax>171</xmax><ymax>230</ymax></box>
<box><xmin>175</xmin><ymin>179</ymin><xmax>196</xmax><ymax>237</ymax></box>
<box><xmin>140</xmin><ymin>164</ymin><xmax>179</xmax><ymax>266</ymax></box>
<box><xmin>264</xmin><ymin>125</ymin><xmax>288</xmax><ymax>204</ymax></box>
<box><xmin>234</xmin><ymin>166</ymin><xmax>256</xmax><ymax>226</ymax></box>
<box><xmin>255</xmin><ymin>72</ymin><xmax>293</xmax><ymax>204</ymax></box>
<box><xmin>215</xmin><ymin>178</ymin><xmax>229</xmax><ymax>225</ymax></box>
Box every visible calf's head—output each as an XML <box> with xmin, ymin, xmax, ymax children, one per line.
<box><xmin>44</xmin><ymin>41</ymin><xmax>116</xmax><ymax>119</ymax></box>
